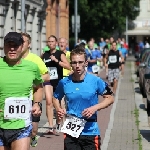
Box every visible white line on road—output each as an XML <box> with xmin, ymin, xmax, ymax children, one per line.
<box><xmin>101</xmin><ymin>76</ymin><xmax>121</xmax><ymax>150</ymax></box>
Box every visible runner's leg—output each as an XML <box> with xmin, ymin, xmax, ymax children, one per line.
<box><xmin>45</xmin><ymin>85</ymin><xmax>54</xmax><ymax>131</ymax></box>
<box><xmin>113</xmin><ymin>78</ymin><xmax>118</xmax><ymax>94</ymax></box>
<box><xmin>11</xmin><ymin>125</ymin><xmax>32</xmax><ymax>150</ymax></box>
<box><xmin>121</xmin><ymin>63</ymin><xmax>125</xmax><ymax>75</ymax></box>
<box><xmin>11</xmin><ymin>137</ymin><xmax>30</xmax><ymax>150</ymax></box>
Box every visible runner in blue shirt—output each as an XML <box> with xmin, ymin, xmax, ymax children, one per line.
<box><xmin>53</xmin><ymin>46</ymin><xmax>114</xmax><ymax>150</ymax></box>
<box><xmin>87</xmin><ymin>41</ymin><xmax>102</xmax><ymax>75</ymax></box>
<box><xmin>118</xmin><ymin>42</ymin><xmax>128</xmax><ymax>75</ymax></box>
<box><xmin>99</xmin><ymin>37</ymin><xmax>106</xmax><ymax>53</ymax></box>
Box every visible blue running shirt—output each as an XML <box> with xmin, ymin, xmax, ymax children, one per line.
<box><xmin>54</xmin><ymin>73</ymin><xmax>107</xmax><ymax>135</ymax></box>
<box><xmin>118</xmin><ymin>47</ymin><xmax>128</xmax><ymax>58</ymax></box>
<box><xmin>87</xmin><ymin>50</ymin><xmax>101</xmax><ymax>73</ymax></box>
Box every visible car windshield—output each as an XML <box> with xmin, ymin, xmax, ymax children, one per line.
<box><xmin>140</xmin><ymin>48</ymin><xmax>150</xmax><ymax>62</ymax></box>
<box><xmin>148</xmin><ymin>56</ymin><xmax>150</xmax><ymax>66</ymax></box>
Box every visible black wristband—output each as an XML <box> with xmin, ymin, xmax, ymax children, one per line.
<box><xmin>33</xmin><ymin>102</ymin><xmax>42</xmax><ymax>111</ymax></box>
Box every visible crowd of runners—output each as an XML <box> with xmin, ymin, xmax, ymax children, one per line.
<box><xmin>0</xmin><ymin>32</ymin><xmax>128</xmax><ymax>150</ymax></box>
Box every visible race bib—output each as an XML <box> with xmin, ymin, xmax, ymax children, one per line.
<box><xmin>4</xmin><ymin>97</ymin><xmax>31</xmax><ymax>120</ymax></box>
<box><xmin>92</xmin><ymin>65</ymin><xmax>99</xmax><ymax>73</ymax></box>
<box><xmin>48</xmin><ymin>67</ymin><xmax>58</xmax><ymax>80</ymax></box>
<box><xmin>109</xmin><ymin>56</ymin><xmax>117</xmax><ymax>63</ymax></box>
<box><xmin>61</xmin><ymin>115</ymin><xmax>87</xmax><ymax>138</ymax></box>
<box><xmin>85</xmin><ymin>67</ymin><xmax>87</xmax><ymax>71</ymax></box>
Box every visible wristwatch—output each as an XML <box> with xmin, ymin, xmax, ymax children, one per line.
<box><xmin>33</xmin><ymin>102</ymin><xmax>42</xmax><ymax>111</ymax></box>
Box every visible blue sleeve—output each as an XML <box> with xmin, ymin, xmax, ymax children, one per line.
<box><xmin>97</xmin><ymin>78</ymin><xmax>107</xmax><ymax>95</ymax></box>
<box><xmin>53</xmin><ymin>79</ymin><xmax>64</xmax><ymax>101</ymax></box>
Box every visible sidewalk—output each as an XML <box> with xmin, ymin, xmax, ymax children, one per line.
<box><xmin>102</xmin><ymin>56</ymin><xmax>139</xmax><ymax>150</ymax></box>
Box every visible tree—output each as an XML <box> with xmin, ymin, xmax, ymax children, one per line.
<box><xmin>69</xmin><ymin>0</ymin><xmax>140</xmax><ymax>43</ymax></box>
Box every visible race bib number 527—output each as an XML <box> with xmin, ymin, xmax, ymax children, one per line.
<box><xmin>4</xmin><ymin>97</ymin><xmax>31</xmax><ymax>120</ymax></box>
<box><xmin>61</xmin><ymin>115</ymin><xmax>87</xmax><ymax>138</ymax></box>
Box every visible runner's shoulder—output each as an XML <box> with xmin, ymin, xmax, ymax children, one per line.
<box><xmin>22</xmin><ymin>59</ymin><xmax>40</xmax><ymax>71</ymax></box>
<box><xmin>25</xmin><ymin>52</ymin><xmax>43</xmax><ymax>62</ymax></box>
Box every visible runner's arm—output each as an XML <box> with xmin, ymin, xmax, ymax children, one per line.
<box><xmin>59</xmin><ymin>53</ymin><xmax>71</xmax><ymax>70</ymax></box>
<box><xmin>119</xmin><ymin>51</ymin><xmax>124</xmax><ymax>62</ymax></box>
<box><xmin>42</xmin><ymin>72</ymin><xmax>50</xmax><ymax>82</ymax></box>
<box><xmin>95</xmin><ymin>94</ymin><xmax>114</xmax><ymax>111</ymax></box>
<box><xmin>33</xmin><ymin>65</ymin><xmax>44</xmax><ymax>103</ymax></box>
<box><xmin>88</xmin><ymin>59</ymin><xmax>97</xmax><ymax>63</ymax></box>
<box><xmin>97</xmin><ymin>50</ymin><xmax>102</xmax><ymax>62</ymax></box>
<box><xmin>104</xmin><ymin>54</ymin><xmax>108</xmax><ymax>65</ymax></box>
<box><xmin>33</xmin><ymin>84</ymin><xmax>43</xmax><ymax>103</ymax></box>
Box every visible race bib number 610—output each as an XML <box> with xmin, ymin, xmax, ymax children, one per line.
<box><xmin>61</xmin><ymin>115</ymin><xmax>87</xmax><ymax>138</ymax></box>
<box><xmin>4</xmin><ymin>97</ymin><xmax>31</xmax><ymax>120</ymax></box>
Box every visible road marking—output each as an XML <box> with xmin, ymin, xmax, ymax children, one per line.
<box><xmin>101</xmin><ymin>75</ymin><xmax>121</xmax><ymax>150</ymax></box>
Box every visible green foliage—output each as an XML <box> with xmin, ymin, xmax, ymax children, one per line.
<box><xmin>69</xmin><ymin>0</ymin><xmax>140</xmax><ymax>42</ymax></box>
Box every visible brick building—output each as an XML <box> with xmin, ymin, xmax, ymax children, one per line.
<box><xmin>46</xmin><ymin>0</ymin><xmax>69</xmax><ymax>40</ymax></box>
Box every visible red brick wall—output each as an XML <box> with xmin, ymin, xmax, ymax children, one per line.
<box><xmin>46</xmin><ymin>0</ymin><xmax>69</xmax><ymax>40</ymax></box>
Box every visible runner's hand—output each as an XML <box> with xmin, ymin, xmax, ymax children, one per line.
<box><xmin>50</xmin><ymin>55</ymin><xmax>57</xmax><ymax>62</ymax></box>
<box><xmin>57</xmin><ymin>108</ymin><xmax>66</xmax><ymax>119</ymax></box>
<box><xmin>82</xmin><ymin>106</ymin><xmax>97</xmax><ymax>118</ymax></box>
<box><xmin>68</xmin><ymin>70</ymin><xmax>74</xmax><ymax>75</ymax></box>
<box><xmin>32</xmin><ymin>104</ymin><xmax>42</xmax><ymax>117</ymax></box>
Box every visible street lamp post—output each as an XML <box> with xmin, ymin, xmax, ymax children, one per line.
<box><xmin>21</xmin><ymin>0</ymin><xmax>25</xmax><ymax>32</ymax></box>
<box><xmin>74</xmin><ymin>0</ymin><xmax>78</xmax><ymax>45</ymax></box>
<box><xmin>126</xmin><ymin>16</ymin><xmax>128</xmax><ymax>44</ymax></box>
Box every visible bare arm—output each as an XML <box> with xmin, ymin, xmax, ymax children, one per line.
<box><xmin>42</xmin><ymin>72</ymin><xmax>50</xmax><ymax>82</ymax></box>
<box><xmin>53</xmin><ymin>97</ymin><xmax>61</xmax><ymax>111</ymax></box>
<box><xmin>53</xmin><ymin>97</ymin><xmax>66</xmax><ymax>119</ymax></box>
<box><xmin>119</xmin><ymin>51</ymin><xmax>124</xmax><ymax>62</ymax></box>
<box><xmin>97</xmin><ymin>58</ymin><xmax>102</xmax><ymax>62</ymax></box>
<box><xmin>82</xmin><ymin>95</ymin><xmax>114</xmax><ymax>118</ymax></box>
<box><xmin>59</xmin><ymin>54</ymin><xmax>71</xmax><ymax>70</ymax></box>
<box><xmin>33</xmin><ymin>84</ymin><xmax>43</xmax><ymax>103</ymax></box>
<box><xmin>88</xmin><ymin>59</ymin><xmax>97</xmax><ymax>63</ymax></box>
<box><xmin>95</xmin><ymin>95</ymin><xmax>114</xmax><ymax>111</ymax></box>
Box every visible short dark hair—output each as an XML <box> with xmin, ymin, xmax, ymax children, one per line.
<box><xmin>21</xmin><ymin>32</ymin><xmax>31</xmax><ymax>44</ymax></box>
<box><xmin>70</xmin><ymin>45</ymin><xmax>87</xmax><ymax>61</ymax></box>
<box><xmin>48</xmin><ymin>35</ymin><xmax>57</xmax><ymax>42</ymax></box>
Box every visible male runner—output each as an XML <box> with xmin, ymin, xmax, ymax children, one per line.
<box><xmin>42</xmin><ymin>35</ymin><xmax>70</xmax><ymax>133</ymax></box>
<box><xmin>118</xmin><ymin>42</ymin><xmax>128</xmax><ymax>76</ymax></box>
<box><xmin>0</xmin><ymin>32</ymin><xmax>43</xmax><ymax>150</ymax></box>
<box><xmin>58</xmin><ymin>37</ymin><xmax>71</xmax><ymax>77</ymax></box>
<box><xmin>53</xmin><ymin>46</ymin><xmax>114</xmax><ymax>150</ymax></box>
<box><xmin>57</xmin><ymin>37</ymin><xmax>71</xmax><ymax>125</ymax></box>
<box><xmin>105</xmin><ymin>41</ymin><xmax>123</xmax><ymax>94</ymax></box>
<box><xmin>87</xmin><ymin>41</ymin><xmax>102</xmax><ymax>75</ymax></box>
<box><xmin>21</xmin><ymin>32</ymin><xmax>52</xmax><ymax>147</ymax></box>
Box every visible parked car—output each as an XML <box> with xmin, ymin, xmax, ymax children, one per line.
<box><xmin>144</xmin><ymin>57</ymin><xmax>150</xmax><ymax>111</ymax></box>
<box><xmin>139</xmin><ymin>50</ymin><xmax>150</xmax><ymax>97</ymax></box>
<box><xmin>136</xmin><ymin>48</ymin><xmax>150</xmax><ymax>77</ymax></box>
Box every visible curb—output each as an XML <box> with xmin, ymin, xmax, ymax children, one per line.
<box><xmin>131</xmin><ymin>62</ymin><xmax>150</xmax><ymax>150</ymax></box>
